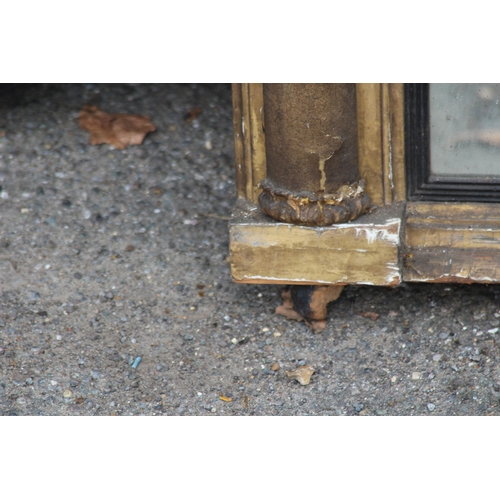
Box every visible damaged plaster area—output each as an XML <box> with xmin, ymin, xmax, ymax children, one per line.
<box><xmin>258</xmin><ymin>177</ymin><xmax>371</xmax><ymax>226</ymax></box>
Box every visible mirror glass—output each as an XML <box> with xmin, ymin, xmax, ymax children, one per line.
<box><xmin>430</xmin><ymin>83</ymin><xmax>500</xmax><ymax>178</ymax></box>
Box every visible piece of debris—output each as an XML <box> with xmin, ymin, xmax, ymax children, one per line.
<box><xmin>131</xmin><ymin>356</ymin><xmax>142</xmax><ymax>369</ymax></box>
<box><xmin>150</xmin><ymin>186</ymin><xmax>164</xmax><ymax>196</ymax></box>
<box><xmin>220</xmin><ymin>395</ymin><xmax>232</xmax><ymax>402</ymax></box>
<box><xmin>185</xmin><ymin>107</ymin><xmax>202</xmax><ymax>122</ymax></box>
<box><xmin>361</xmin><ymin>311</ymin><xmax>380</xmax><ymax>321</ymax></box>
<box><xmin>285</xmin><ymin>365</ymin><xmax>315</xmax><ymax>386</ymax></box>
<box><xmin>79</xmin><ymin>105</ymin><xmax>156</xmax><ymax>149</ymax></box>
<box><xmin>275</xmin><ymin>288</ymin><xmax>309</xmax><ymax>322</ymax></box>
<box><xmin>275</xmin><ymin>287</ymin><xmax>343</xmax><ymax>333</ymax></box>
<box><xmin>271</xmin><ymin>362</ymin><xmax>280</xmax><ymax>372</ymax></box>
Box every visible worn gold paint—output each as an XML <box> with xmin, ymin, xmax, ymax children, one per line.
<box><xmin>230</xmin><ymin>200</ymin><xmax>403</xmax><ymax>286</ymax></box>
<box><xmin>404</xmin><ymin>202</ymin><xmax>500</xmax><ymax>283</ymax></box>
<box><xmin>231</xmin><ymin>84</ymin><xmax>266</xmax><ymax>203</ymax></box>
<box><xmin>356</xmin><ymin>84</ymin><xmax>406</xmax><ymax>206</ymax></box>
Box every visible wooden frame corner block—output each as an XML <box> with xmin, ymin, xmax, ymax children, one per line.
<box><xmin>229</xmin><ymin>200</ymin><xmax>404</xmax><ymax>286</ymax></box>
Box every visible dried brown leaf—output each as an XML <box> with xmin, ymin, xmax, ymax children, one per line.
<box><xmin>275</xmin><ymin>289</ymin><xmax>305</xmax><ymax>322</ymax></box>
<box><xmin>185</xmin><ymin>107</ymin><xmax>202</xmax><ymax>122</ymax></box>
<box><xmin>274</xmin><ymin>289</ymin><xmax>327</xmax><ymax>333</ymax></box>
<box><xmin>79</xmin><ymin>105</ymin><xmax>156</xmax><ymax>149</ymax></box>
<box><xmin>361</xmin><ymin>311</ymin><xmax>380</xmax><ymax>321</ymax></box>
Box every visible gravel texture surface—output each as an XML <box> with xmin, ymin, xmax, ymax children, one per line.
<box><xmin>1</xmin><ymin>84</ymin><xmax>500</xmax><ymax>416</ymax></box>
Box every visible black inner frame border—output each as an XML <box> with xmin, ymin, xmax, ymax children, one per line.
<box><xmin>405</xmin><ymin>83</ymin><xmax>500</xmax><ymax>202</ymax></box>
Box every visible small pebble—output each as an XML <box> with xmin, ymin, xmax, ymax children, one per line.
<box><xmin>432</xmin><ymin>354</ymin><xmax>442</xmax><ymax>362</ymax></box>
<box><xmin>204</xmin><ymin>140</ymin><xmax>213</xmax><ymax>150</ymax></box>
<box><xmin>25</xmin><ymin>378</ymin><xmax>33</xmax><ymax>385</ymax></box>
<box><xmin>271</xmin><ymin>362</ymin><xmax>280</xmax><ymax>371</ymax></box>
<box><xmin>63</xmin><ymin>390</ymin><xmax>72</xmax><ymax>398</ymax></box>
<box><xmin>427</xmin><ymin>403</ymin><xmax>436</xmax><ymax>412</ymax></box>
<box><xmin>488</xmin><ymin>328</ymin><xmax>499</xmax><ymax>334</ymax></box>
<box><xmin>412</xmin><ymin>372</ymin><xmax>422</xmax><ymax>380</ymax></box>
<box><xmin>56</xmin><ymin>335</ymin><xmax>62</xmax><ymax>340</ymax></box>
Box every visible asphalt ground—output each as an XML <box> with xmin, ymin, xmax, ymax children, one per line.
<box><xmin>1</xmin><ymin>84</ymin><xmax>500</xmax><ymax>418</ymax></box>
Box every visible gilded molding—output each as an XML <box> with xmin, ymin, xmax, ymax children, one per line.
<box><xmin>258</xmin><ymin>177</ymin><xmax>371</xmax><ymax>226</ymax></box>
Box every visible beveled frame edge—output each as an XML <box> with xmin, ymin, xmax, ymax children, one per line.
<box><xmin>356</xmin><ymin>83</ymin><xmax>406</xmax><ymax>206</ymax></box>
<box><xmin>232</xmin><ymin>84</ymin><xmax>266</xmax><ymax>203</ymax></box>
<box><xmin>403</xmin><ymin>201</ymin><xmax>500</xmax><ymax>283</ymax></box>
